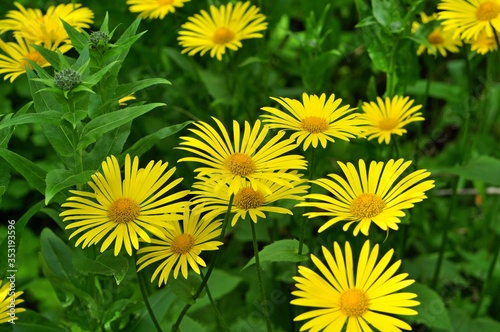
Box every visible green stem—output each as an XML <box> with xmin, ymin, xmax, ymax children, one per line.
<box><xmin>172</xmin><ymin>195</ymin><xmax>234</xmax><ymax>332</ymax></box>
<box><xmin>250</xmin><ymin>221</ymin><xmax>273</xmax><ymax>332</ymax></box>
<box><xmin>298</xmin><ymin>148</ymin><xmax>316</xmax><ymax>255</ymax></box>
<box><xmin>202</xmin><ymin>270</ymin><xmax>230</xmax><ymax>331</ymax></box>
<box><xmin>134</xmin><ymin>253</ymin><xmax>163</xmax><ymax>332</ymax></box>
<box><xmin>385</xmin><ymin>38</ymin><xmax>400</xmax><ymax>97</ymax></box>
<box><xmin>392</xmin><ymin>138</ymin><xmax>401</xmax><ymax>159</ymax></box>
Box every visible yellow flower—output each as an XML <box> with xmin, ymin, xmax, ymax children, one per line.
<box><xmin>468</xmin><ymin>29</ymin><xmax>498</xmax><ymax>54</ymax></box>
<box><xmin>118</xmin><ymin>94</ymin><xmax>137</xmax><ymax>106</ymax></box>
<box><xmin>136</xmin><ymin>205</ymin><xmax>223</xmax><ymax>286</ymax></box>
<box><xmin>260</xmin><ymin>93</ymin><xmax>363</xmax><ymax>150</ymax></box>
<box><xmin>178</xmin><ymin>1</ymin><xmax>268</xmax><ymax>60</ymax></box>
<box><xmin>357</xmin><ymin>96</ymin><xmax>424</xmax><ymax>145</ymax></box>
<box><xmin>412</xmin><ymin>12</ymin><xmax>462</xmax><ymax>56</ymax></box>
<box><xmin>292</xmin><ymin>240</ymin><xmax>419</xmax><ymax>332</ymax></box>
<box><xmin>0</xmin><ymin>2</ymin><xmax>94</xmax><ymax>49</ymax></box>
<box><xmin>191</xmin><ymin>172</ymin><xmax>310</xmax><ymax>226</ymax></box>
<box><xmin>60</xmin><ymin>155</ymin><xmax>190</xmax><ymax>256</ymax></box>
<box><xmin>298</xmin><ymin>159</ymin><xmax>435</xmax><ymax>236</ymax></box>
<box><xmin>438</xmin><ymin>0</ymin><xmax>500</xmax><ymax>40</ymax></box>
<box><xmin>0</xmin><ymin>279</ymin><xmax>25</xmax><ymax>324</ymax></box>
<box><xmin>178</xmin><ymin>117</ymin><xmax>307</xmax><ymax>195</ymax></box>
<box><xmin>127</xmin><ymin>0</ymin><xmax>190</xmax><ymax>20</ymax></box>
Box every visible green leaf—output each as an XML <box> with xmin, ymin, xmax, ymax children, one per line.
<box><xmin>73</xmin><ymin>252</ymin><xmax>128</xmax><ymax>285</ymax></box>
<box><xmin>40</xmin><ymin>228</ymin><xmax>77</xmax><ymax>280</ymax></box>
<box><xmin>364</xmin><ymin>26</ymin><xmax>391</xmax><ymax>72</ymax></box>
<box><xmin>0</xmin><ymin>111</ymin><xmax>62</xmax><ymax>130</ymax></box>
<box><xmin>191</xmin><ymin>269</ymin><xmax>242</xmax><ymax>311</ymax></box>
<box><xmin>198</xmin><ymin>69</ymin><xmax>230</xmax><ymax>101</ymax></box>
<box><xmin>123</xmin><ymin>121</ymin><xmax>192</xmax><ymax>157</ymax></box>
<box><xmin>167</xmin><ymin>273</ymin><xmax>203</xmax><ymax>305</ymax></box>
<box><xmin>434</xmin><ymin>155</ymin><xmax>500</xmax><ymax>186</ymax></box>
<box><xmin>77</xmin><ymin>103</ymin><xmax>164</xmax><ymax>150</ymax></box>
<box><xmin>31</xmin><ymin>45</ymin><xmax>73</xmax><ymax>71</ymax></box>
<box><xmin>0</xmin><ymin>147</ymin><xmax>46</xmax><ymax>195</ymax></box>
<box><xmin>84</xmin><ymin>60</ymin><xmax>120</xmax><ymax>86</ymax></box>
<box><xmin>45</xmin><ymin>169</ymin><xmax>94</xmax><ymax>204</ymax></box>
<box><xmin>8</xmin><ymin>310</ymin><xmax>66</xmax><ymax>331</ymax></box>
<box><xmin>108</xmin><ymin>78</ymin><xmax>171</xmax><ymax>108</ymax></box>
<box><xmin>242</xmin><ymin>239</ymin><xmax>309</xmax><ymax>270</ymax></box>
<box><xmin>61</xmin><ymin>19</ymin><xmax>89</xmax><ymax>53</ymax></box>
<box><xmin>62</xmin><ymin>110</ymin><xmax>87</xmax><ymax>128</ymax></box>
<box><xmin>371</xmin><ymin>0</ymin><xmax>404</xmax><ymax>32</ymax></box>
<box><xmin>405</xmin><ymin>282</ymin><xmax>453</xmax><ymax>331</ymax></box>
<box><xmin>449</xmin><ymin>306</ymin><xmax>500</xmax><ymax>332</ymax></box>
<box><xmin>84</xmin><ymin>123</ymin><xmax>131</xmax><ymax>170</ymax></box>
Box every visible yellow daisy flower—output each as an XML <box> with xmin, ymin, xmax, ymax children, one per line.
<box><xmin>412</xmin><ymin>12</ymin><xmax>462</xmax><ymax>56</ymax></box>
<box><xmin>178</xmin><ymin>1</ymin><xmax>268</xmax><ymax>60</ymax></box>
<box><xmin>468</xmin><ymin>29</ymin><xmax>498</xmax><ymax>54</ymax></box>
<box><xmin>0</xmin><ymin>2</ymin><xmax>94</xmax><ymax>49</ymax></box>
<box><xmin>357</xmin><ymin>96</ymin><xmax>424</xmax><ymax>145</ymax></box>
<box><xmin>178</xmin><ymin>117</ymin><xmax>307</xmax><ymax>195</ymax></box>
<box><xmin>292</xmin><ymin>240</ymin><xmax>419</xmax><ymax>332</ymax></box>
<box><xmin>127</xmin><ymin>0</ymin><xmax>190</xmax><ymax>20</ymax></box>
<box><xmin>60</xmin><ymin>155</ymin><xmax>190</xmax><ymax>256</ymax></box>
<box><xmin>136</xmin><ymin>205</ymin><xmax>223</xmax><ymax>286</ymax></box>
<box><xmin>191</xmin><ymin>172</ymin><xmax>310</xmax><ymax>226</ymax></box>
<box><xmin>438</xmin><ymin>0</ymin><xmax>500</xmax><ymax>40</ymax></box>
<box><xmin>298</xmin><ymin>159</ymin><xmax>435</xmax><ymax>236</ymax></box>
<box><xmin>0</xmin><ymin>279</ymin><xmax>25</xmax><ymax>324</ymax></box>
<box><xmin>260</xmin><ymin>93</ymin><xmax>363</xmax><ymax>150</ymax></box>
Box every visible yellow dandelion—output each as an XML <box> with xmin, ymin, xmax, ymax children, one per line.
<box><xmin>0</xmin><ymin>279</ymin><xmax>25</xmax><ymax>324</ymax></box>
<box><xmin>438</xmin><ymin>0</ymin><xmax>500</xmax><ymax>40</ymax></box>
<box><xmin>292</xmin><ymin>240</ymin><xmax>419</xmax><ymax>332</ymax></box>
<box><xmin>136</xmin><ymin>205</ymin><xmax>223</xmax><ymax>286</ymax></box>
<box><xmin>178</xmin><ymin>1</ymin><xmax>268</xmax><ymax>60</ymax></box>
<box><xmin>468</xmin><ymin>29</ymin><xmax>498</xmax><ymax>54</ymax></box>
<box><xmin>298</xmin><ymin>159</ymin><xmax>435</xmax><ymax>236</ymax></box>
<box><xmin>60</xmin><ymin>155</ymin><xmax>190</xmax><ymax>256</ymax></box>
<box><xmin>260</xmin><ymin>93</ymin><xmax>363</xmax><ymax>150</ymax></box>
<box><xmin>357</xmin><ymin>95</ymin><xmax>424</xmax><ymax>145</ymax></box>
<box><xmin>191</xmin><ymin>171</ymin><xmax>310</xmax><ymax>226</ymax></box>
<box><xmin>178</xmin><ymin>117</ymin><xmax>307</xmax><ymax>195</ymax></box>
<box><xmin>127</xmin><ymin>0</ymin><xmax>190</xmax><ymax>20</ymax></box>
<box><xmin>412</xmin><ymin>12</ymin><xmax>462</xmax><ymax>56</ymax></box>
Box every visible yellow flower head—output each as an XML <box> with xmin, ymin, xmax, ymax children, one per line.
<box><xmin>136</xmin><ymin>205</ymin><xmax>223</xmax><ymax>286</ymax></box>
<box><xmin>358</xmin><ymin>95</ymin><xmax>424</xmax><ymax>145</ymax></box>
<box><xmin>127</xmin><ymin>0</ymin><xmax>191</xmax><ymax>20</ymax></box>
<box><xmin>468</xmin><ymin>29</ymin><xmax>498</xmax><ymax>54</ymax></box>
<box><xmin>178</xmin><ymin>117</ymin><xmax>307</xmax><ymax>195</ymax></box>
<box><xmin>178</xmin><ymin>1</ymin><xmax>268</xmax><ymax>60</ymax></box>
<box><xmin>438</xmin><ymin>0</ymin><xmax>500</xmax><ymax>40</ymax></box>
<box><xmin>292</xmin><ymin>240</ymin><xmax>419</xmax><ymax>331</ymax></box>
<box><xmin>298</xmin><ymin>159</ymin><xmax>435</xmax><ymax>236</ymax></box>
<box><xmin>412</xmin><ymin>12</ymin><xmax>462</xmax><ymax>56</ymax></box>
<box><xmin>60</xmin><ymin>155</ymin><xmax>190</xmax><ymax>256</ymax></box>
<box><xmin>260</xmin><ymin>93</ymin><xmax>363</xmax><ymax>150</ymax></box>
<box><xmin>192</xmin><ymin>172</ymin><xmax>309</xmax><ymax>226</ymax></box>
<box><xmin>0</xmin><ymin>280</ymin><xmax>26</xmax><ymax>324</ymax></box>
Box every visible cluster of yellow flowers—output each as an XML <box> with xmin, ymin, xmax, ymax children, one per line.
<box><xmin>0</xmin><ymin>2</ymin><xmax>94</xmax><ymax>82</ymax></box>
<box><xmin>414</xmin><ymin>0</ymin><xmax>500</xmax><ymax>56</ymax></box>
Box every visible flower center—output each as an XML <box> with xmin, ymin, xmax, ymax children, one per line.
<box><xmin>212</xmin><ymin>27</ymin><xmax>235</xmax><ymax>44</ymax></box>
<box><xmin>476</xmin><ymin>1</ymin><xmax>500</xmax><ymax>21</ymax></box>
<box><xmin>108</xmin><ymin>198</ymin><xmax>140</xmax><ymax>224</ymax></box>
<box><xmin>224</xmin><ymin>153</ymin><xmax>256</xmax><ymax>176</ymax></box>
<box><xmin>378</xmin><ymin>117</ymin><xmax>399</xmax><ymax>131</ymax></box>
<box><xmin>171</xmin><ymin>234</ymin><xmax>195</xmax><ymax>255</ymax></box>
<box><xmin>21</xmin><ymin>51</ymin><xmax>47</xmax><ymax>69</ymax></box>
<box><xmin>427</xmin><ymin>31</ymin><xmax>444</xmax><ymax>45</ymax></box>
<box><xmin>158</xmin><ymin>0</ymin><xmax>174</xmax><ymax>5</ymax></box>
<box><xmin>300</xmin><ymin>116</ymin><xmax>329</xmax><ymax>134</ymax></box>
<box><xmin>349</xmin><ymin>193</ymin><xmax>385</xmax><ymax>219</ymax></box>
<box><xmin>234</xmin><ymin>187</ymin><xmax>265</xmax><ymax>210</ymax></box>
<box><xmin>339</xmin><ymin>288</ymin><xmax>369</xmax><ymax>317</ymax></box>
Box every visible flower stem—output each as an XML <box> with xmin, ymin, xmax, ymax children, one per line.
<box><xmin>134</xmin><ymin>253</ymin><xmax>163</xmax><ymax>332</ymax></box>
<box><xmin>172</xmin><ymin>195</ymin><xmax>234</xmax><ymax>332</ymax></box>
<box><xmin>250</xmin><ymin>221</ymin><xmax>273</xmax><ymax>332</ymax></box>
<box><xmin>202</xmin><ymin>270</ymin><xmax>230</xmax><ymax>331</ymax></box>
<box><xmin>298</xmin><ymin>147</ymin><xmax>316</xmax><ymax>255</ymax></box>
<box><xmin>385</xmin><ymin>38</ymin><xmax>400</xmax><ymax>97</ymax></box>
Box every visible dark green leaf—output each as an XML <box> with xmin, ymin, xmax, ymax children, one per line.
<box><xmin>45</xmin><ymin>169</ymin><xmax>94</xmax><ymax>204</ymax></box>
<box><xmin>167</xmin><ymin>273</ymin><xmax>202</xmax><ymax>305</ymax></box>
<box><xmin>434</xmin><ymin>155</ymin><xmax>500</xmax><ymax>186</ymax></box>
<box><xmin>0</xmin><ymin>147</ymin><xmax>46</xmax><ymax>195</ymax></box>
<box><xmin>9</xmin><ymin>310</ymin><xmax>66</xmax><ymax>331</ymax></box>
<box><xmin>84</xmin><ymin>123</ymin><xmax>131</xmax><ymax>170</ymax></box>
<box><xmin>0</xmin><ymin>111</ymin><xmax>62</xmax><ymax>130</ymax></box>
<box><xmin>61</xmin><ymin>19</ymin><xmax>89</xmax><ymax>53</ymax></box>
<box><xmin>40</xmin><ymin>228</ymin><xmax>77</xmax><ymax>280</ymax></box>
<box><xmin>242</xmin><ymin>239</ymin><xmax>309</xmax><ymax>270</ymax></box>
<box><xmin>371</xmin><ymin>0</ymin><xmax>404</xmax><ymax>32</ymax></box>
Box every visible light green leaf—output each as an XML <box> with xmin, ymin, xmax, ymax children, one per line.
<box><xmin>242</xmin><ymin>239</ymin><xmax>309</xmax><ymax>270</ymax></box>
<box><xmin>9</xmin><ymin>310</ymin><xmax>66</xmax><ymax>331</ymax></box>
<box><xmin>371</xmin><ymin>0</ymin><xmax>404</xmax><ymax>32</ymax></box>
<box><xmin>73</xmin><ymin>252</ymin><xmax>128</xmax><ymax>285</ymax></box>
<box><xmin>0</xmin><ymin>147</ymin><xmax>46</xmax><ymax>195</ymax></box>
<box><xmin>434</xmin><ymin>155</ymin><xmax>500</xmax><ymax>186</ymax></box>
<box><xmin>45</xmin><ymin>169</ymin><xmax>94</xmax><ymax>204</ymax></box>
<box><xmin>167</xmin><ymin>273</ymin><xmax>203</xmax><ymax>305</ymax></box>
<box><xmin>61</xmin><ymin>19</ymin><xmax>89</xmax><ymax>53</ymax></box>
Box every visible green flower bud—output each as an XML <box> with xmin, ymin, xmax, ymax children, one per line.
<box><xmin>54</xmin><ymin>68</ymin><xmax>81</xmax><ymax>90</ymax></box>
<box><xmin>89</xmin><ymin>31</ymin><xmax>109</xmax><ymax>47</ymax></box>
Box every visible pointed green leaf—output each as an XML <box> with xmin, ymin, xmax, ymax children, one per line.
<box><xmin>73</xmin><ymin>252</ymin><xmax>128</xmax><ymax>285</ymax></box>
<box><xmin>61</xmin><ymin>19</ymin><xmax>89</xmax><ymax>53</ymax></box>
<box><xmin>8</xmin><ymin>310</ymin><xmax>66</xmax><ymax>332</ymax></box>
<box><xmin>45</xmin><ymin>169</ymin><xmax>94</xmax><ymax>204</ymax></box>
<box><xmin>0</xmin><ymin>147</ymin><xmax>46</xmax><ymax>195</ymax></box>
<box><xmin>371</xmin><ymin>0</ymin><xmax>404</xmax><ymax>32</ymax></box>
<box><xmin>434</xmin><ymin>155</ymin><xmax>500</xmax><ymax>186</ymax></box>
<box><xmin>242</xmin><ymin>239</ymin><xmax>309</xmax><ymax>270</ymax></box>
<box><xmin>84</xmin><ymin>123</ymin><xmax>131</xmax><ymax>170</ymax></box>
<box><xmin>0</xmin><ymin>111</ymin><xmax>62</xmax><ymax>130</ymax></box>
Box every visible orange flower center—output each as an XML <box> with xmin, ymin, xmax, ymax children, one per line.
<box><xmin>212</xmin><ymin>27</ymin><xmax>235</xmax><ymax>44</ymax></box>
<box><xmin>108</xmin><ymin>198</ymin><xmax>140</xmax><ymax>224</ymax></box>
<box><xmin>428</xmin><ymin>31</ymin><xmax>444</xmax><ymax>45</ymax></box>
<box><xmin>300</xmin><ymin>116</ymin><xmax>329</xmax><ymax>134</ymax></box>
<box><xmin>339</xmin><ymin>288</ymin><xmax>369</xmax><ymax>317</ymax></box>
<box><xmin>350</xmin><ymin>193</ymin><xmax>385</xmax><ymax>219</ymax></box>
<box><xmin>171</xmin><ymin>234</ymin><xmax>194</xmax><ymax>255</ymax></box>
<box><xmin>476</xmin><ymin>1</ymin><xmax>500</xmax><ymax>21</ymax></box>
<box><xmin>20</xmin><ymin>50</ymin><xmax>47</xmax><ymax>69</ymax></box>
<box><xmin>158</xmin><ymin>0</ymin><xmax>174</xmax><ymax>5</ymax></box>
<box><xmin>224</xmin><ymin>153</ymin><xmax>256</xmax><ymax>176</ymax></box>
<box><xmin>234</xmin><ymin>187</ymin><xmax>265</xmax><ymax>210</ymax></box>
<box><xmin>378</xmin><ymin>117</ymin><xmax>399</xmax><ymax>131</ymax></box>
